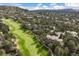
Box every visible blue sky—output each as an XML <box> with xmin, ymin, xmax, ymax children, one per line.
<box><xmin>0</xmin><ymin>3</ymin><xmax>79</xmax><ymax>10</ymax></box>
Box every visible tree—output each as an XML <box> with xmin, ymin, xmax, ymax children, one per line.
<box><xmin>67</xmin><ymin>40</ymin><xmax>76</xmax><ymax>53</ymax></box>
<box><xmin>54</xmin><ymin>46</ymin><xmax>69</xmax><ymax>56</ymax></box>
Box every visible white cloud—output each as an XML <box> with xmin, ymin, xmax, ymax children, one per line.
<box><xmin>51</xmin><ymin>5</ymin><xmax>65</xmax><ymax>10</ymax></box>
<box><xmin>40</xmin><ymin>5</ymin><xmax>49</xmax><ymax>9</ymax></box>
<box><xmin>31</xmin><ymin>4</ymin><xmax>49</xmax><ymax>10</ymax></box>
<box><xmin>64</xmin><ymin>3</ymin><xmax>79</xmax><ymax>9</ymax></box>
<box><xmin>65</xmin><ymin>3</ymin><xmax>79</xmax><ymax>9</ymax></box>
<box><xmin>18</xmin><ymin>6</ymin><xmax>27</xmax><ymax>9</ymax></box>
<box><xmin>31</xmin><ymin>3</ymin><xmax>65</xmax><ymax>10</ymax></box>
<box><xmin>37</xmin><ymin>3</ymin><xmax>42</xmax><ymax>7</ymax></box>
<box><xmin>65</xmin><ymin>3</ymin><xmax>79</xmax><ymax>7</ymax></box>
<box><xmin>50</xmin><ymin>3</ymin><xmax>57</xmax><ymax>6</ymax></box>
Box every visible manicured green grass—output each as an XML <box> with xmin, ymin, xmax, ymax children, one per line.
<box><xmin>3</xmin><ymin>19</ymin><xmax>49</xmax><ymax>56</ymax></box>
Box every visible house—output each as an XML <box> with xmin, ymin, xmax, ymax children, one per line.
<box><xmin>66</xmin><ymin>31</ymin><xmax>78</xmax><ymax>37</ymax></box>
<box><xmin>46</xmin><ymin>31</ymin><xmax>64</xmax><ymax>46</ymax></box>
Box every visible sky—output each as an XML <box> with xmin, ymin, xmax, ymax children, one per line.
<box><xmin>0</xmin><ymin>3</ymin><xmax>79</xmax><ymax>10</ymax></box>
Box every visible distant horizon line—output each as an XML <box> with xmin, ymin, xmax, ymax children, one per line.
<box><xmin>0</xmin><ymin>5</ymin><xmax>79</xmax><ymax>11</ymax></box>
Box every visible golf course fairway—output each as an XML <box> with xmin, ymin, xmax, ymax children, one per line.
<box><xmin>3</xmin><ymin>19</ymin><xmax>49</xmax><ymax>56</ymax></box>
